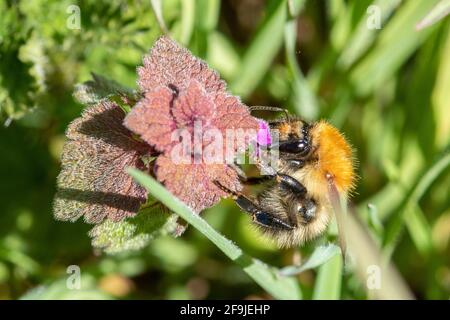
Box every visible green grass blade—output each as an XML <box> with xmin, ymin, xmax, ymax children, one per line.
<box><xmin>351</xmin><ymin>0</ymin><xmax>440</xmax><ymax>95</ymax></box>
<box><xmin>206</xmin><ymin>32</ymin><xmax>241</xmax><ymax>80</ymax></box>
<box><xmin>337</xmin><ymin>0</ymin><xmax>402</xmax><ymax>69</ymax></box>
<box><xmin>367</xmin><ymin>203</ymin><xmax>384</xmax><ymax>236</ymax></box>
<box><xmin>312</xmin><ymin>254</ymin><xmax>342</xmax><ymax>300</ymax></box>
<box><xmin>179</xmin><ymin>0</ymin><xmax>195</xmax><ymax>45</ymax></box>
<box><xmin>284</xmin><ymin>16</ymin><xmax>319</xmax><ymax>120</ymax></box>
<box><xmin>150</xmin><ymin>0</ymin><xmax>168</xmax><ymax>34</ymax></box>
<box><xmin>384</xmin><ymin>150</ymin><xmax>450</xmax><ymax>256</ymax></box>
<box><xmin>127</xmin><ymin>168</ymin><xmax>302</xmax><ymax>300</ymax></box>
<box><xmin>404</xmin><ymin>204</ymin><xmax>433</xmax><ymax>255</ymax></box>
<box><xmin>409</xmin><ymin>150</ymin><xmax>450</xmax><ymax>203</ymax></box>
<box><xmin>432</xmin><ymin>27</ymin><xmax>450</xmax><ymax>148</ymax></box>
<box><xmin>416</xmin><ymin>0</ymin><xmax>450</xmax><ymax>30</ymax></box>
<box><xmin>196</xmin><ymin>0</ymin><xmax>221</xmax><ymax>32</ymax></box>
<box><xmin>229</xmin><ymin>0</ymin><xmax>288</xmax><ymax>98</ymax></box>
<box><xmin>279</xmin><ymin>244</ymin><xmax>340</xmax><ymax>276</ymax></box>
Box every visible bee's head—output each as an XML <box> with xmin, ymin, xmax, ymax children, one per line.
<box><xmin>272</xmin><ymin>119</ymin><xmax>312</xmax><ymax>157</ymax></box>
<box><xmin>270</xmin><ymin>118</ymin><xmax>355</xmax><ymax>195</ymax></box>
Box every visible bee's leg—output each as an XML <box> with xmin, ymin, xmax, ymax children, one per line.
<box><xmin>214</xmin><ymin>181</ymin><xmax>294</xmax><ymax>230</ymax></box>
<box><xmin>254</xmin><ymin>158</ymin><xmax>307</xmax><ymax>196</ymax></box>
<box><xmin>242</xmin><ymin>176</ymin><xmax>274</xmax><ymax>185</ymax></box>
<box><xmin>235</xmin><ymin>195</ymin><xmax>294</xmax><ymax>230</ymax></box>
<box><xmin>275</xmin><ymin>173</ymin><xmax>307</xmax><ymax>197</ymax></box>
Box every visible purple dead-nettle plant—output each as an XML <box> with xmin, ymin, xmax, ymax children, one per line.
<box><xmin>124</xmin><ymin>37</ymin><xmax>259</xmax><ymax>212</ymax></box>
<box><xmin>54</xmin><ymin>36</ymin><xmax>263</xmax><ymax>239</ymax></box>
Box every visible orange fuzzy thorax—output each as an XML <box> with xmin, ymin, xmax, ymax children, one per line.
<box><xmin>309</xmin><ymin>121</ymin><xmax>355</xmax><ymax>194</ymax></box>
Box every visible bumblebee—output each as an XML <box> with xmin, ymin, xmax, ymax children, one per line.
<box><xmin>216</xmin><ymin>108</ymin><xmax>355</xmax><ymax>248</ymax></box>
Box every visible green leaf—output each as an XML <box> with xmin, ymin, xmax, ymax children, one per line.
<box><xmin>128</xmin><ymin>168</ymin><xmax>302</xmax><ymax>300</ymax></box>
<box><xmin>0</xmin><ymin>18</ymin><xmax>42</xmax><ymax>121</ymax></box>
<box><xmin>89</xmin><ymin>204</ymin><xmax>180</xmax><ymax>254</ymax></box>
<box><xmin>312</xmin><ymin>253</ymin><xmax>343</xmax><ymax>300</ymax></box>
<box><xmin>20</xmin><ymin>277</ymin><xmax>113</xmax><ymax>300</ymax></box>
<box><xmin>73</xmin><ymin>73</ymin><xmax>135</xmax><ymax>107</ymax></box>
<box><xmin>279</xmin><ymin>244</ymin><xmax>341</xmax><ymax>276</ymax></box>
<box><xmin>344</xmin><ymin>207</ymin><xmax>414</xmax><ymax>299</ymax></box>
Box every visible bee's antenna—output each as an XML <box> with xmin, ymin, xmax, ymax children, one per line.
<box><xmin>249</xmin><ymin>106</ymin><xmax>290</xmax><ymax>121</ymax></box>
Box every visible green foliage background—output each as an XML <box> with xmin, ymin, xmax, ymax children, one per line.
<box><xmin>0</xmin><ymin>0</ymin><xmax>449</xmax><ymax>299</ymax></box>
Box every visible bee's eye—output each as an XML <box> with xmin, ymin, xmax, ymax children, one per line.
<box><xmin>278</xmin><ymin>139</ymin><xmax>310</xmax><ymax>155</ymax></box>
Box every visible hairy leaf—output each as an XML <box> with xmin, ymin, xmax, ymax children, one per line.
<box><xmin>90</xmin><ymin>204</ymin><xmax>180</xmax><ymax>254</ymax></box>
<box><xmin>54</xmin><ymin>101</ymin><xmax>154</xmax><ymax>223</ymax></box>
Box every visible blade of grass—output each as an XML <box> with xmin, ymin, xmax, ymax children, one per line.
<box><xmin>179</xmin><ymin>0</ymin><xmax>195</xmax><ymax>45</ymax></box>
<box><xmin>128</xmin><ymin>168</ymin><xmax>302</xmax><ymax>300</ymax></box>
<box><xmin>337</xmin><ymin>0</ymin><xmax>402</xmax><ymax>69</ymax></box>
<box><xmin>284</xmin><ymin>10</ymin><xmax>319</xmax><ymax>120</ymax></box>
<box><xmin>329</xmin><ymin>0</ymin><xmax>353</xmax><ymax>51</ymax></box>
<box><xmin>189</xmin><ymin>0</ymin><xmax>220</xmax><ymax>57</ymax></box>
<box><xmin>404</xmin><ymin>204</ymin><xmax>433</xmax><ymax>255</ymax></box>
<box><xmin>416</xmin><ymin>0</ymin><xmax>450</xmax><ymax>30</ymax></box>
<box><xmin>432</xmin><ymin>27</ymin><xmax>450</xmax><ymax>148</ymax></box>
<box><xmin>384</xmin><ymin>150</ymin><xmax>450</xmax><ymax>258</ymax></box>
<box><xmin>367</xmin><ymin>203</ymin><xmax>384</xmax><ymax>236</ymax></box>
<box><xmin>312</xmin><ymin>253</ymin><xmax>342</xmax><ymax>300</ymax></box>
<box><xmin>351</xmin><ymin>0</ymin><xmax>440</xmax><ymax>96</ymax></box>
<box><xmin>206</xmin><ymin>32</ymin><xmax>241</xmax><ymax>80</ymax></box>
<box><xmin>196</xmin><ymin>0</ymin><xmax>220</xmax><ymax>32</ymax></box>
<box><xmin>150</xmin><ymin>0</ymin><xmax>168</xmax><ymax>34</ymax></box>
<box><xmin>279</xmin><ymin>244</ymin><xmax>340</xmax><ymax>276</ymax></box>
<box><xmin>229</xmin><ymin>0</ymin><xmax>288</xmax><ymax>98</ymax></box>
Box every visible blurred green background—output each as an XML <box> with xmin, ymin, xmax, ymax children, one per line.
<box><xmin>0</xmin><ymin>0</ymin><xmax>449</xmax><ymax>299</ymax></box>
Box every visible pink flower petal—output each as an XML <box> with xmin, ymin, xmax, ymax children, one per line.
<box><xmin>257</xmin><ymin>119</ymin><xmax>272</xmax><ymax>146</ymax></box>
